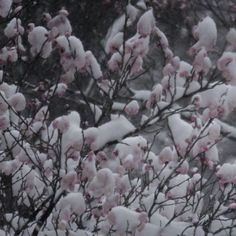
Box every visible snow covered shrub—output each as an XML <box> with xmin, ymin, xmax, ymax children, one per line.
<box><xmin>1</xmin><ymin>1</ymin><xmax>236</xmax><ymax>236</ymax></box>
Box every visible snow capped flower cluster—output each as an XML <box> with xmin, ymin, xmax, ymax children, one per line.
<box><xmin>155</xmin><ymin>26</ymin><xmax>174</xmax><ymax>61</ymax></box>
<box><xmin>137</xmin><ymin>9</ymin><xmax>155</xmax><ymax>37</ymax></box>
<box><xmin>217</xmin><ymin>52</ymin><xmax>236</xmax><ymax>85</ymax></box>
<box><xmin>161</xmin><ymin>60</ymin><xmax>203</xmax><ymax>102</ymax></box>
<box><xmin>55</xmin><ymin>35</ymin><xmax>102</xmax><ymax>83</ymax></box>
<box><xmin>125</xmin><ymin>100</ymin><xmax>140</xmax><ymax>116</ymax></box>
<box><xmin>192</xmin><ymin>47</ymin><xmax>212</xmax><ymax>76</ymax></box>
<box><xmin>0</xmin><ymin>46</ymin><xmax>18</xmax><ymax>64</ymax></box>
<box><xmin>192</xmin><ymin>83</ymin><xmax>236</xmax><ymax>119</ymax></box>
<box><xmin>108</xmin><ymin>32</ymin><xmax>149</xmax><ymax>75</ymax></box>
<box><xmin>54</xmin><ymin>192</ymin><xmax>86</xmax><ymax>229</ymax></box>
<box><xmin>1</xmin><ymin>7</ymin><xmax>102</xmax><ymax>86</ymax></box>
<box><xmin>4</xmin><ymin>18</ymin><xmax>24</xmax><ymax>39</ymax></box>
<box><xmin>88</xmin><ymin>168</ymin><xmax>116</xmax><ymax>198</ymax></box>
<box><xmin>28</xmin><ymin>24</ymin><xmax>52</xmax><ymax>58</ymax></box>
<box><xmin>0</xmin><ymin>80</ymin><xmax>26</xmax><ymax>131</ymax></box>
<box><xmin>167</xmin><ymin>112</ymin><xmax>221</xmax><ymax>168</ymax></box>
<box><xmin>55</xmin><ymin>35</ymin><xmax>86</xmax><ymax>69</ymax></box>
<box><xmin>216</xmin><ymin>162</ymin><xmax>236</xmax><ymax>184</ymax></box>
<box><xmin>106</xmin><ymin>206</ymin><xmax>148</xmax><ymax>233</ymax></box>
<box><xmin>107</xmin><ymin>8</ymin><xmax>156</xmax><ymax>75</ymax></box>
<box><xmin>105</xmin><ymin>32</ymin><xmax>124</xmax><ymax>54</ymax></box>
<box><xmin>112</xmin><ymin>135</ymin><xmax>147</xmax><ymax>171</ymax></box>
<box><xmin>162</xmin><ymin>56</ymin><xmax>180</xmax><ymax>77</ymax></box>
<box><xmin>191</xmin><ymin>121</ymin><xmax>221</xmax><ymax>166</ymax></box>
<box><xmin>146</xmin><ymin>84</ymin><xmax>163</xmax><ymax>109</ymax></box>
<box><xmin>189</xmin><ymin>16</ymin><xmax>217</xmax><ymax>55</ymax></box>
<box><xmin>45</xmin><ymin>9</ymin><xmax>72</xmax><ymax>36</ymax></box>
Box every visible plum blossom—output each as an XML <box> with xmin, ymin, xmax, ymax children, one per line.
<box><xmin>61</xmin><ymin>120</ymin><xmax>83</xmax><ymax>154</ymax></box>
<box><xmin>113</xmin><ymin>135</ymin><xmax>147</xmax><ymax>162</ymax></box>
<box><xmin>0</xmin><ymin>46</ymin><xmax>18</xmax><ymax>63</ymax></box>
<box><xmin>81</xmin><ymin>151</ymin><xmax>97</xmax><ymax>181</ymax></box>
<box><xmin>55</xmin><ymin>192</ymin><xmax>86</xmax><ymax>225</ymax></box>
<box><xmin>161</xmin><ymin>60</ymin><xmax>193</xmax><ymax>95</ymax></box>
<box><xmin>7</xmin><ymin>92</ymin><xmax>26</xmax><ymax>111</ymax></box>
<box><xmin>4</xmin><ymin>18</ymin><xmax>24</xmax><ymax>38</ymax></box>
<box><xmin>105</xmin><ymin>32</ymin><xmax>124</xmax><ymax>54</ymax></box>
<box><xmin>189</xmin><ymin>16</ymin><xmax>217</xmax><ymax>55</ymax></box>
<box><xmin>137</xmin><ymin>9</ymin><xmax>155</xmax><ymax>37</ymax></box>
<box><xmin>158</xmin><ymin>146</ymin><xmax>175</xmax><ymax>164</ymax></box>
<box><xmin>28</xmin><ymin>25</ymin><xmax>52</xmax><ymax>58</ymax></box>
<box><xmin>192</xmin><ymin>84</ymin><xmax>236</xmax><ymax>119</ymax></box>
<box><xmin>125</xmin><ymin>100</ymin><xmax>140</xmax><ymax>116</ymax></box>
<box><xmin>146</xmin><ymin>84</ymin><xmax>163</xmax><ymax>109</ymax></box>
<box><xmin>46</xmin><ymin>9</ymin><xmax>72</xmax><ymax>36</ymax></box>
<box><xmin>107</xmin><ymin>206</ymin><xmax>148</xmax><ymax>233</ymax></box>
<box><xmin>88</xmin><ymin>168</ymin><xmax>115</xmax><ymax>198</ymax></box>
<box><xmin>193</xmin><ymin>47</ymin><xmax>212</xmax><ymax>76</ymax></box>
<box><xmin>61</xmin><ymin>170</ymin><xmax>78</xmax><ymax>191</ymax></box>
<box><xmin>162</xmin><ymin>56</ymin><xmax>180</xmax><ymax>77</ymax></box>
<box><xmin>55</xmin><ymin>35</ymin><xmax>86</xmax><ymax>70</ymax></box>
<box><xmin>107</xmin><ymin>51</ymin><xmax>122</xmax><ymax>72</ymax></box>
<box><xmin>217</xmin><ymin>52</ymin><xmax>236</xmax><ymax>85</ymax></box>
<box><xmin>216</xmin><ymin>163</ymin><xmax>236</xmax><ymax>184</ymax></box>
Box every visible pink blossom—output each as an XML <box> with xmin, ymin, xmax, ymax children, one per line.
<box><xmin>146</xmin><ymin>84</ymin><xmax>163</xmax><ymax>109</ymax></box>
<box><xmin>108</xmin><ymin>52</ymin><xmax>122</xmax><ymax>71</ymax></box>
<box><xmin>193</xmin><ymin>48</ymin><xmax>212</xmax><ymax>76</ymax></box>
<box><xmin>81</xmin><ymin>151</ymin><xmax>97</xmax><ymax>181</ymax></box>
<box><xmin>159</xmin><ymin>146</ymin><xmax>174</xmax><ymax>164</ymax></box>
<box><xmin>130</xmin><ymin>56</ymin><xmax>143</xmax><ymax>75</ymax></box>
<box><xmin>137</xmin><ymin>9</ymin><xmax>155</xmax><ymax>37</ymax></box>
<box><xmin>61</xmin><ymin>171</ymin><xmax>77</xmax><ymax>191</ymax></box>
<box><xmin>0</xmin><ymin>46</ymin><xmax>18</xmax><ymax>63</ymax></box>
<box><xmin>105</xmin><ymin>32</ymin><xmax>123</xmax><ymax>54</ymax></box>
<box><xmin>47</xmin><ymin>9</ymin><xmax>72</xmax><ymax>36</ymax></box>
<box><xmin>28</xmin><ymin>25</ymin><xmax>52</xmax><ymax>58</ymax></box>
<box><xmin>4</xmin><ymin>18</ymin><xmax>24</xmax><ymax>38</ymax></box>
<box><xmin>189</xmin><ymin>16</ymin><xmax>217</xmax><ymax>55</ymax></box>
<box><xmin>88</xmin><ymin>168</ymin><xmax>115</xmax><ymax>198</ymax></box>
<box><xmin>228</xmin><ymin>203</ymin><xmax>236</xmax><ymax>209</ymax></box>
<box><xmin>7</xmin><ymin>92</ymin><xmax>26</xmax><ymax>111</ymax></box>
<box><xmin>125</xmin><ymin>100</ymin><xmax>140</xmax><ymax>116</ymax></box>
<box><xmin>56</xmin><ymin>192</ymin><xmax>86</xmax><ymax>222</ymax></box>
